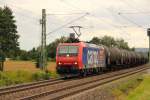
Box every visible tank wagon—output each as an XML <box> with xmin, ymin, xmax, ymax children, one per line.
<box><xmin>56</xmin><ymin>42</ymin><xmax>148</xmax><ymax>75</ymax></box>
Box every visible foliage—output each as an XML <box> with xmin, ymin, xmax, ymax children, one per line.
<box><xmin>112</xmin><ymin>74</ymin><xmax>150</xmax><ymax>100</ymax></box>
<box><xmin>32</xmin><ymin>71</ymin><xmax>51</xmax><ymax>81</ymax></box>
<box><xmin>0</xmin><ymin>6</ymin><xmax>19</xmax><ymax>58</ymax></box>
<box><xmin>48</xmin><ymin>71</ymin><xmax>59</xmax><ymax>78</ymax></box>
<box><xmin>28</xmin><ymin>48</ymin><xmax>39</xmax><ymax>60</ymax></box>
<box><xmin>127</xmin><ymin>75</ymin><xmax>150</xmax><ymax>100</ymax></box>
<box><xmin>112</xmin><ymin>76</ymin><xmax>143</xmax><ymax>100</ymax></box>
<box><xmin>90</xmin><ymin>35</ymin><xmax>132</xmax><ymax>50</ymax></box>
<box><xmin>0</xmin><ymin>70</ymin><xmax>59</xmax><ymax>87</ymax></box>
<box><xmin>116</xmin><ymin>39</ymin><xmax>130</xmax><ymax>50</ymax></box>
<box><xmin>18</xmin><ymin>50</ymin><xmax>30</xmax><ymax>60</ymax></box>
<box><xmin>13</xmin><ymin>48</ymin><xmax>39</xmax><ymax>61</ymax></box>
<box><xmin>19</xmin><ymin>35</ymin><xmax>132</xmax><ymax>61</ymax></box>
<box><xmin>89</xmin><ymin>37</ymin><xmax>101</xmax><ymax>45</ymax></box>
<box><xmin>9</xmin><ymin>35</ymin><xmax>132</xmax><ymax>61</ymax></box>
<box><xmin>0</xmin><ymin>70</ymin><xmax>33</xmax><ymax>86</ymax></box>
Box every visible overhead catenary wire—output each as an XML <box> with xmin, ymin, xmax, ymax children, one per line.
<box><xmin>59</xmin><ymin>0</ymin><xmax>131</xmax><ymax>40</ymax></box>
<box><xmin>89</xmin><ymin>14</ymin><xmax>127</xmax><ymax>31</ymax></box>
<box><xmin>119</xmin><ymin>0</ymin><xmax>145</xmax><ymax>14</ymax></box>
<box><xmin>118</xmin><ymin>0</ymin><xmax>150</xmax><ymax>28</ymax></box>
<box><xmin>60</xmin><ymin>0</ymin><xmax>95</xmax><ymax>31</ymax></box>
<box><xmin>106</xmin><ymin>8</ymin><xmax>131</xmax><ymax>37</ymax></box>
<box><xmin>107</xmin><ymin>8</ymin><xmax>147</xmax><ymax>31</ymax></box>
<box><xmin>47</xmin><ymin>12</ymin><xmax>87</xmax><ymax>15</ymax></box>
<box><xmin>118</xmin><ymin>12</ymin><xmax>144</xmax><ymax>28</ymax></box>
<box><xmin>0</xmin><ymin>1</ymin><xmax>41</xmax><ymax>29</ymax></box>
<box><xmin>115</xmin><ymin>11</ymin><xmax>150</xmax><ymax>30</ymax></box>
<box><xmin>0</xmin><ymin>0</ymin><xmax>40</xmax><ymax>20</ymax></box>
<box><xmin>46</xmin><ymin>12</ymin><xmax>89</xmax><ymax>36</ymax></box>
<box><xmin>59</xmin><ymin>0</ymin><xmax>87</xmax><ymax>13</ymax></box>
<box><xmin>118</xmin><ymin>11</ymin><xmax>150</xmax><ymax>14</ymax></box>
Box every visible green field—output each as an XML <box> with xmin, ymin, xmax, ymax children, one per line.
<box><xmin>127</xmin><ymin>75</ymin><xmax>150</xmax><ymax>100</ymax></box>
<box><xmin>112</xmin><ymin>74</ymin><xmax>150</xmax><ymax>100</ymax></box>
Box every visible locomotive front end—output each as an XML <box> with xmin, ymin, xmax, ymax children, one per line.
<box><xmin>56</xmin><ymin>43</ymin><xmax>82</xmax><ymax>74</ymax></box>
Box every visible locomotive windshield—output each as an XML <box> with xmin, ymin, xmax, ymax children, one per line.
<box><xmin>58</xmin><ymin>46</ymin><xmax>78</xmax><ymax>56</ymax></box>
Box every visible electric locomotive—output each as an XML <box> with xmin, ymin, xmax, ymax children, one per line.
<box><xmin>56</xmin><ymin>42</ymin><xmax>148</xmax><ymax>75</ymax></box>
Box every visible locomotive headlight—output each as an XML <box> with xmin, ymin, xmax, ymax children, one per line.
<box><xmin>74</xmin><ymin>62</ymin><xmax>77</xmax><ymax>65</ymax></box>
<box><xmin>58</xmin><ymin>62</ymin><xmax>62</xmax><ymax>65</ymax></box>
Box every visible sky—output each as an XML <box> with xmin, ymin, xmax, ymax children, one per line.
<box><xmin>0</xmin><ymin>0</ymin><xmax>150</xmax><ymax>50</ymax></box>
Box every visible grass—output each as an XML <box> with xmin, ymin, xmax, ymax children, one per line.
<box><xmin>0</xmin><ymin>70</ymin><xmax>33</xmax><ymax>87</ymax></box>
<box><xmin>0</xmin><ymin>70</ymin><xmax>59</xmax><ymax>87</ymax></box>
<box><xmin>112</xmin><ymin>74</ymin><xmax>150</xmax><ymax>100</ymax></box>
<box><xmin>4</xmin><ymin>60</ymin><xmax>56</xmax><ymax>72</ymax></box>
<box><xmin>112</xmin><ymin>76</ymin><xmax>143</xmax><ymax>100</ymax></box>
<box><xmin>127</xmin><ymin>75</ymin><xmax>150</xmax><ymax>100</ymax></box>
<box><xmin>0</xmin><ymin>60</ymin><xmax>59</xmax><ymax>87</ymax></box>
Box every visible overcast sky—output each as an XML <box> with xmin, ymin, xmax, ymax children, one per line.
<box><xmin>0</xmin><ymin>0</ymin><xmax>150</xmax><ymax>50</ymax></box>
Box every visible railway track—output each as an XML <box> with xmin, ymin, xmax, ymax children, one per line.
<box><xmin>0</xmin><ymin>65</ymin><xmax>149</xmax><ymax>100</ymax></box>
<box><xmin>0</xmin><ymin>78</ymin><xmax>65</xmax><ymax>99</ymax></box>
<box><xmin>0</xmin><ymin>74</ymin><xmax>79</xmax><ymax>95</ymax></box>
<box><xmin>20</xmin><ymin>65</ymin><xmax>149</xmax><ymax>100</ymax></box>
<box><xmin>0</xmin><ymin>78</ymin><xmax>61</xmax><ymax>92</ymax></box>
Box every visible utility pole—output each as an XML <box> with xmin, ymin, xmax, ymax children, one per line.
<box><xmin>40</xmin><ymin>9</ymin><xmax>47</xmax><ymax>70</ymax></box>
<box><xmin>147</xmin><ymin>28</ymin><xmax>150</xmax><ymax>63</ymax></box>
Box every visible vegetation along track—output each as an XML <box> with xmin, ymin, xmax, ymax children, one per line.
<box><xmin>0</xmin><ymin>65</ymin><xmax>149</xmax><ymax>100</ymax></box>
<box><xmin>19</xmin><ymin>65</ymin><xmax>149</xmax><ymax>100</ymax></box>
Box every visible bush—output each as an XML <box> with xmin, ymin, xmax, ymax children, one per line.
<box><xmin>49</xmin><ymin>71</ymin><xmax>59</xmax><ymax>78</ymax></box>
<box><xmin>0</xmin><ymin>71</ymin><xmax>33</xmax><ymax>87</ymax></box>
<box><xmin>0</xmin><ymin>70</ymin><xmax>59</xmax><ymax>87</ymax></box>
<box><xmin>32</xmin><ymin>71</ymin><xmax>51</xmax><ymax>81</ymax></box>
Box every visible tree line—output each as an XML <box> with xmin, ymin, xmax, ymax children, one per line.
<box><xmin>31</xmin><ymin>35</ymin><xmax>134</xmax><ymax>61</ymax></box>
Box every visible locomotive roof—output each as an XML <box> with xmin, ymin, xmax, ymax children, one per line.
<box><xmin>58</xmin><ymin>42</ymin><xmax>104</xmax><ymax>48</ymax></box>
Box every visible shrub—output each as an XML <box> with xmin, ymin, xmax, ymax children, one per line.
<box><xmin>32</xmin><ymin>71</ymin><xmax>51</xmax><ymax>81</ymax></box>
<box><xmin>0</xmin><ymin>70</ymin><xmax>33</xmax><ymax>87</ymax></box>
<box><xmin>0</xmin><ymin>70</ymin><xmax>59</xmax><ymax>87</ymax></box>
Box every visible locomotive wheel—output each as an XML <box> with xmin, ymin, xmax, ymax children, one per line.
<box><xmin>80</xmin><ymin>69</ymin><xmax>86</xmax><ymax>77</ymax></box>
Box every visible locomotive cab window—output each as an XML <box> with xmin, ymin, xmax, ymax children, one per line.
<box><xmin>58</xmin><ymin>46</ymin><xmax>68</xmax><ymax>54</ymax></box>
<box><xmin>58</xmin><ymin>46</ymin><xmax>79</xmax><ymax>56</ymax></box>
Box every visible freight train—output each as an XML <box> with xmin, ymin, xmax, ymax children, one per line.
<box><xmin>56</xmin><ymin>42</ymin><xmax>148</xmax><ymax>76</ymax></box>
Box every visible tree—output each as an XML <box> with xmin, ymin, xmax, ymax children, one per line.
<box><xmin>19</xmin><ymin>50</ymin><xmax>30</xmax><ymax>60</ymax></box>
<box><xmin>90</xmin><ymin>36</ymin><xmax>116</xmax><ymax>47</ymax></box>
<box><xmin>100</xmin><ymin>36</ymin><xmax>116</xmax><ymax>47</ymax></box>
<box><xmin>28</xmin><ymin>47</ymin><xmax>38</xmax><ymax>60</ymax></box>
<box><xmin>89</xmin><ymin>35</ymin><xmax>131</xmax><ymax>50</ymax></box>
<box><xmin>0</xmin><ymin>6</ymin><xmax>19</xmax><ymax>58</ymax></box>
<box><xmin>89</xmin><ymin>37</ymin><xmax>101</xmax><ymax>45</ymax></box>
<box><xmin>116</xmin><ymin>39</ymin><xmax>130</xmax><ymax>50</ymax></box>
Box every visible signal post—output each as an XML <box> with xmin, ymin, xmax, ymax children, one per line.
<box><xmin>147</xmin><ymin>28</ymin><xmax>150</xmax><ymax>62</ymax></box>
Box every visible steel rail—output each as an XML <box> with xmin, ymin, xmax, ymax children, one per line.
<box><xmin>20</xmin><ymin>65</ymin><xmax>149</xmax><ymax>100</ymax></box>
<box><xmin>0</xmin><ymin>77</ymin><xmax>64</xmax><ymax>95</ymax></box>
